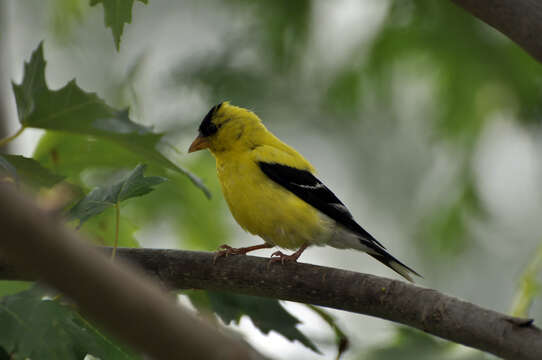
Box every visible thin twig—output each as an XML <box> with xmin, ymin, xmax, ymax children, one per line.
<box><xmin>0</xmin><ymin>126</ymin><xmax>25</xmax><ymax>148</ymax></box>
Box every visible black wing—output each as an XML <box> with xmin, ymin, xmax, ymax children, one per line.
<box><xmin>258</xmin><ymin>162</ymin><xmax>385</xmax><ymax>249</ymax></box>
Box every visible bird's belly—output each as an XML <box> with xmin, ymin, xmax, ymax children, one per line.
<box><xmin>218</xmin><ymin>160</ymin><xmax>332</xmax><ymax>250</ymax></box>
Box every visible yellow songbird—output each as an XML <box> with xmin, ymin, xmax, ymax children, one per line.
<box><xmin>189</xmin><ymin>102</ymin><xmax>420</xmax><ymax>282</ymax></box>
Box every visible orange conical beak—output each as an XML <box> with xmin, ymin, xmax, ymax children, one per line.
<box><xmin>188</xmin><ymin>135</ymin><xmax>210</xmax><ymax>153</ymax></box>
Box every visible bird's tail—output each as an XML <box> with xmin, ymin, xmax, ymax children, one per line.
<box><xmin>367</xmin><ymin>251</ymin><xmax>421</xmax><ymax>283</ymax></box>
<box><xmin>327</xmin><ymin>227</ymin><xmax>421</xmax><ymax>282</ymax></box>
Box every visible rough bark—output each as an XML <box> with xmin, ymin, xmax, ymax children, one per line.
<box><xmin>450</xmin><ymin>0</ymin><xmax>542</xmax><ymax>63</ymax></box>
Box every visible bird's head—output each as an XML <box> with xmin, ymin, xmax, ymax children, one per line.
<box><xmin>188</xmin><ymin>102</ymin><xmax>266</xmax><ymax>154</ymax></box>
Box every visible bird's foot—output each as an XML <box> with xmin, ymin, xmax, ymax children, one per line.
<box><xmin>213</xmin><ymin>243</ymin><xmax>273</xmax><ymax>264</ymax></box>
<box><xmin>268</xmin><ymin>250</ymin><xmax>302</xmax><ymax>266</ymax></box>
<box><xmin>267</xmin><ymin>244</ymin><xmax>308</xmax><ymax>269</ymax></box>
<box><xmin>213</xmin><ymin>245</ymin><xmax>245</xmax><ymax>263</ymax></box>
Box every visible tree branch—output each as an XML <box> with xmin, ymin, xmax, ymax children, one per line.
<box><xmin>1</xmin><ymin>247</ymin><xmax>540</xmax><ymax>360</ymax></box>
<box><xmin>0</xmin><ymin>185</ymin><xmax>265</xmax><ymax>360</ymax></box>
<box><xmin>450</xmin><ymin>0</ymin><xmax>542</xmax><ymax>63</ymax></box>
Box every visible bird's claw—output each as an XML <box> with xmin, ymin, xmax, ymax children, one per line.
<box><xmin>267</xmin><ymin>250</ymin><xmax>300</xmax><ymax>268</ymax></box>
<box><xmin>213</xmin><ymin>244</ymin><xmax>246</xmax><ymax>264</ymax></box>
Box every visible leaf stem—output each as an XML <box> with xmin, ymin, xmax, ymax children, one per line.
<box><xmin>112</xmin><ymin>202</ymin><xmax>120</xmax><ymax>261</ymax></box>
<box><xmin>0</xmin><ymin>127</ymin><xmax>26</xmax><ymax>148</ymax></box>
<box><xmin>510</xmin><ymin>240</ymin><xmax>542</xmax><ymax>317</ymax></box>
<box><xmin>305</xmin><ymin>304</ymin><xmax>349</xmax><ymax>360</ymax></box>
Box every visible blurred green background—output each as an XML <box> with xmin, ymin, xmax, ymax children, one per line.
<box><xmin>2</xmin><ymin>0</ymin><xmax>542</xmax><ymax>359</ymax></box>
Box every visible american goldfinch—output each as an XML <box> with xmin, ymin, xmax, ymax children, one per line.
<box><xmin>189</xmin><ymin>102</ymin><xmax>420</xmax><ymax>282</ymax></box>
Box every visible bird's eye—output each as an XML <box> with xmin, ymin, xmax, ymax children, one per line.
<box><xmin>209</xmin><ymin>123</ymin><xmax>218</xmax><ymax>134</ymax></box>
<box><xmin>199</xmin><ymin>115</ymin><xmax>218</xmax><ymax>137</ymax></box>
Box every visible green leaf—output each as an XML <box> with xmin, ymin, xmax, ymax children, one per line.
<box><xmin>34</xmin><ymin>132</ymin><xmax>146</xmax><ymax>182</ymax></box>
<box><xmin>90</xmin><ymin>0</ymin><xmax>148</xmax><ymax>51</ymax></box>
<box><xmin>81</xmin><ymin>208</ymin><xmax>140</xmax><ymax>248</ymax></box>
<box><xmin>305</xmin><ymin>304</ymin><xmax>349</xmax><ymax>360</ymax></box>
<box><xmin>33</xmin><ymin>133</ymin><xmax>230</xmax><ymax>251</ymax></box>
<box><xmin>0</xmin><ymin>155</ymin><xmax>64</xmax><ymax>189</ymax></box>
<box><xmin>69</xmin><ymin>164</ymin><xmax>166</xmax><ymax>226</ymax></box>
<box><xmin>188</xmin><ymin>291</ymin><xmax>320</xmax><ymax>354</ymax></box>
<box><xmin>12</xmin><ymin>42</ymin><xmax>209</xmax><ymax>197</ymax></box>
<box><xmin>0</xmin><ymin>287</ymin><xmax>139</xmax><ymax>359</ymax></box>
<box><xmin>0</xmin><ymin>282</ymin><xmax>32</xmax><ymax>299</ymax></box>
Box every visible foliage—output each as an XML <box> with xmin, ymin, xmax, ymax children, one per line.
<box><xmin>90</xmin><ymin>0</ymin><xmax>148</xmax><ymax>51</ymax></box>
<box><xmin>33</xmin><ymin>132</ymin><xmax>231</xmax><ymax>250</ymax></box>
<box><xmin>0</xmin><ymin>155</ymin><xmax>64</xmax><ymax>188</ymax></box>
<box><xmin>0</xmin><ymin>287</ymin><xmax>138</xmax><ymax>360</ymax></box>
<box><xmin>12</xmin><ymin>42</ymin><xmax>208</xmax><ymax>197</ymax></box>
<box><xmin>351</xmin><ymin>0</ymin><xmax>540</xmax><ymax>256</ymax></box>
<box><xmin>0</xmin><ymin>40</ymin><xmax>208</xmax><ymax>357</ymax></box>
<box><xmin>69</xmin><ymin>164</ymin><xmax>166</xmax><ymax>227</ymax></box>
<box><xmin>0</xmin><ymin>282</ymin><xmax>32</xmax><ymax>299</ymax></box>
<box><xmin>305</xmin><ymin>304</ymin><xmax>349</xmax><ymax>360</ymax></box>
<box><xmin>186</xmin><ymin>290</ymin><xmax>320</xmax><ymax>353</ymax></box>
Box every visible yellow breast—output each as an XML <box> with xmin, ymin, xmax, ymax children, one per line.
<box><xmin>215</xmin><ymin>151</ymin><xmax>329</xmax><ymax>250</ymax></box>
